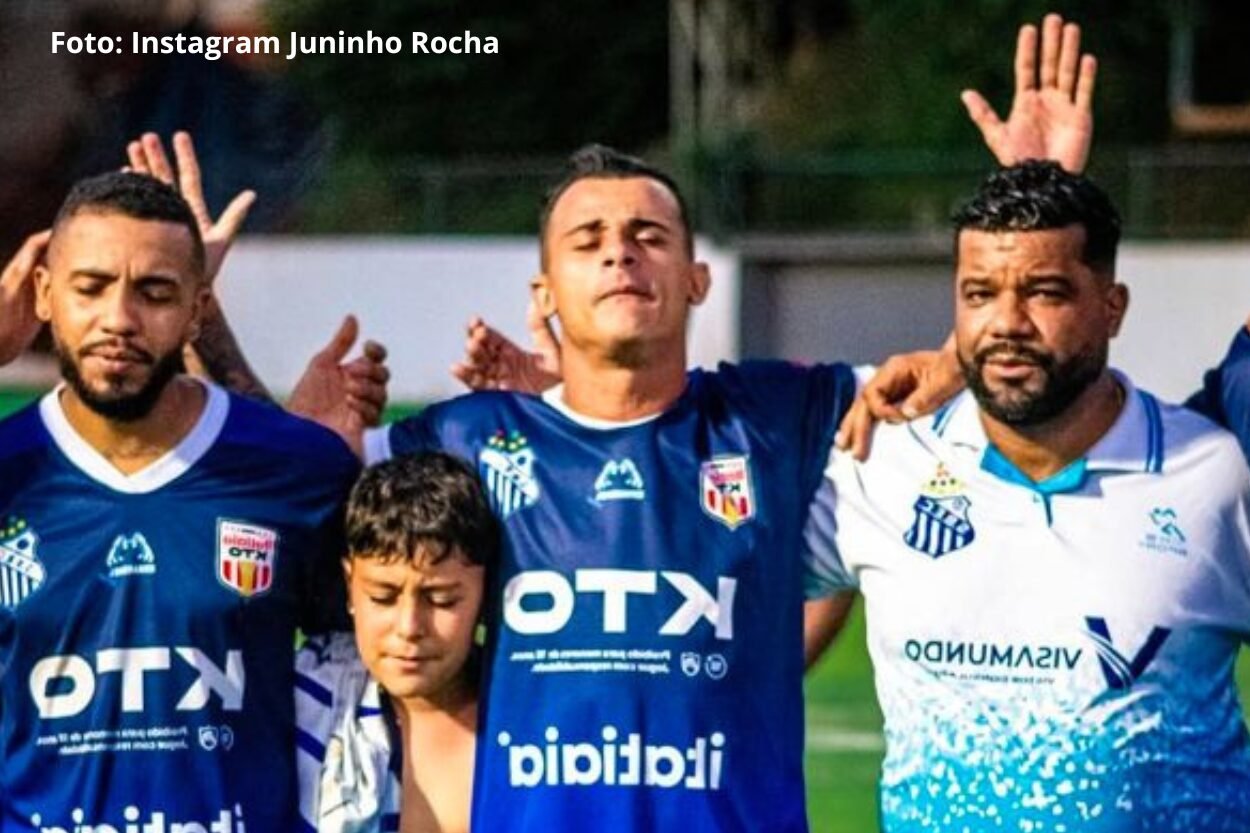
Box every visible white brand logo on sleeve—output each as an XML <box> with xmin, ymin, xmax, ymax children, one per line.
<box><xmin>498</xmin><ymin>726</ymin><xmax>725</xmax><ymax>790</ymax></box>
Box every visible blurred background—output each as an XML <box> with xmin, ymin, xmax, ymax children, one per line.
<box><xmin>3</xmin><ymin>1</ymin><xmax>1249</xmax><ymax>829</ymax></box>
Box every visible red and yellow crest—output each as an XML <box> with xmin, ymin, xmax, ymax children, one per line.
<box><xmin>217</xmin><ymin>520</ymin><xmax>279</xmax><ymax>598</ymax></box>
<box><xmin>700</xmin><ymin>456</ymin><xmax>754</xmax><ymax>530</ymax></box>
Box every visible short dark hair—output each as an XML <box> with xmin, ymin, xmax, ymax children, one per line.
<box><xmin>54</xmin><ymin>172</ymin><xmax>206</xmax><ymax>275</ymax></box>
<box><xmin>538</xmin><ymin>143</ymin><xmax>694</xmax><ymax>266</ymax></box>
<box><xmin>952</xmin><ymin>160</ymin><xmax>1122</xmax><ymax>274</ymax></box>
<box><xmin>346</xmin><ymin>452</ymin><xmax>500</xmax><ymax>574</ymax></box>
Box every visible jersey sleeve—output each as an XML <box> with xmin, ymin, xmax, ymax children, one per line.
<box><xmin>1184</xmin><ymin>327</ymin><xmax>1250</xmax><ymax>463</ymax></box>
<box><xmin>294</xmin><ymin>634</ymin><xmax>398</xmax><ymax>829</ymax></box>
<box><xmin>295</xmin><ymin>634</ymin><xmax>363</xmax><ymax>828</ymax></box>
<box><xmin>793</xmin><ymin>364</ymin><xmax>859</xmax><ymax>595</ymax></box>
<box><xmin>1217</xmin><ymin>449</ymin><xmax>1250</xmax><ymax>642</ymax></box>
<box><xmin>801</xmin><ymin>455</ymin><xmax>859</xmax><ymax>599</ymax></box>
<box><xmin>298</xmin><ymin>447</ymin><xmax>360</xmax><ymax>634</ymax></box>
<box><xmin>368</xmin><ymin>408</ymin><xmax>446</xmax><ymax>464</ymax></box>
<box><xmin>796</xmin><ymin>363</ymin><xmax>859</xmax><ymax>504</ymax></box>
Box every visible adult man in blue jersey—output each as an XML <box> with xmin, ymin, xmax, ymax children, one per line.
<box><xmin>0</xmin><ymin>172</ymin><xmax>361</xmax><ymax>830</ymax></box>
<box><xmin>361</xmin><ymin>142</ymin><xmax>857</xmax><ymax>832</ymax></box>
<box><xmin>806</xmin><ymin>162</ymin><xmax>1250</xmax><ymax>831</ymax></box>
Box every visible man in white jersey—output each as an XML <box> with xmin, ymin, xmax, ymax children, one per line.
<box><xmin>805</xmin><ymin>160</ymin><xmax>1250</xmax><ymax>831</ymax></box>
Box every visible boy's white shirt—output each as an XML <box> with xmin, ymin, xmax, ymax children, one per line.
<box><xmin>295</xmin><ymin>633</ymin><xmax>401</xmax><ymax>831</ymax></box>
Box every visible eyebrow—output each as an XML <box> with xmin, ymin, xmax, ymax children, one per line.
<box><xmin>560</xmin><ymin>217</ymin><xmax>673</xmax><ymax>239</ymax></box>
<box><xmin>68</xmin><ymin>269</ymin><xmax>117</xmax><ymax>281</ymax></box>
<box><xmin>69</xmin><ymin>269</ymin><xmax>182</xmax><ymax>284</ymax></box>
<box><xmin>358</xmin><ymin>576</ymin><xmax>464</xmax><ymax>591</ymax></box>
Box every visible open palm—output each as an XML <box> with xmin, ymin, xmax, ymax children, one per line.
<box><xmin>962</xmin><ymin>14</ymin><xmax>1096</xmax><ymax>174</ymax></box>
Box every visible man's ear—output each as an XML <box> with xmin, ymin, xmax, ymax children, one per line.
<box><xmin>688</xmin><ymin>262</ymin><xmax>711</xmax><ymax>307</ymax></box>
<box><xmin>186</xmin><ymin>283</ymin><xmax>211</xmax><ymax>343</ymax></box>
<box><xmin>531</xmin><ymin>273</ymin><xmax>557</xmax><ymax>318</ymax></box>
<box><xmin>1106</xmin><ymin>282</ymin><xmax>1129</xmax><ymax>338</ymax></box>
<box><xmin>33</xmin><ymin>265</ymin><xmax>53</xmax><ymax>323</ymax></box>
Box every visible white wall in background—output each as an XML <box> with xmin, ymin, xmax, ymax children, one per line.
<box><xmin>1112</xmin><ymin>243</ymin><xmax>1250</xmax><ymax>401</ymax></box>
<box><xmin>216</xmin><ymin>236</ymin><xmax>740</xmax><ymax>402</ymax></box>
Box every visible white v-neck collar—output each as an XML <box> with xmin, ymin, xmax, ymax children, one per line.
<box><xmin>39</xmin><ymin>380</ymin><xmax>230</xmax><ymax>494</ymax></box>
<box><xmin>541</xmin><ymin>384</ymin><xmax>665</xmax><ymax>431</ymax></box>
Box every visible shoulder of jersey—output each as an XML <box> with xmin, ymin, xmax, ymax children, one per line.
<box><xmin>1151</xmin><ymin>392</ymin><xmax>1250</xmax><ymax>480</ymax></box>
<box><xmin>296</xmin><ymin>631</ymin><xmax>364</xmax><ymax>677</ymax></box>
<box><xmin>710</xmin><ymin>358</ymin><xmax>809</xmax><ymax>390</ymax></box>
<box><xmin>419</xmin><ymin>388</ymin><xmax>546</xmax><ymax>424</ymax></box>
<box><xmin>835</xmin><ymin>396</ymin><xmax>960</xmax><ymax>474</ymax></box>
<box><xmin>0</xmin><ymin>400</ymin><xmax>52</xmax><ymax>468</ymax></box>
<box><xmin>219</xmin><ymin>392</ymin><xmax>359</xmax><ymax>475</ymax></box>
<box><xmin>705</xmin><ymin>359</ymin><xmax>846</xmax><ymax>410</ymax></box>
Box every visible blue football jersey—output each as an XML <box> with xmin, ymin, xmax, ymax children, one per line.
<box><xmin>370</xmin><ymin>361</ymin><xmax>856</xmax><ymax>832</ymax></box>
<box><xmin>0</xmin><ymin>383</ymin><xmax>358</xmax><ymax>832</ymax></box>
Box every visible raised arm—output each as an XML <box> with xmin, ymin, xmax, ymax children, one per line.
<box><xmin>962</xmin><ymin>13</ymin><xmax>1097</xmax><ymax>174</ymax></box>
<box><xmin>0</xmin><ymin>231</ymin><xmax>51</xmax><ymax>367</ymax></box>
<box><xmin>1185</xmin><ymin>325</ymin><xmax>1250</xmax><ymax>464</ymax></box>
<box><xmin>124</xmin><ymin>132</ymin><xmax>268</xmax><ymax>398</ymax></box>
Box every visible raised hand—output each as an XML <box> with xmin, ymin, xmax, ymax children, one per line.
<box><xmin>125</xmin><ymin>132</ymin><xmax>255</xmax><ymax>281</ymax></box>
<box><xmin>450</xmin><ymin>298</ymin><xmax>562</xmax><ymax>394</ymax></box>
<box><xmin>123</xmin><ymin>132</ymin><xmax>273</xmax><ymax>396</ymax></box>
<box><xmin>961</xmin><ymin>13</ymin><xmax>1097</xmax><ymax>174</ymax></box>
<box><xmin>288</xmin><ymin>315</ymin><xmax>390</xmax><ymax>457</ymax></box>
<box><xmin>0</xmin><ymin>231</ymin><xmax>51</xmax><ymax>366</ymax></box>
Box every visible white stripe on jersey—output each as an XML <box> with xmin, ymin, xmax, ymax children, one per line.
<box><xmin>294</xmin><ymin>633</ymin><xmax>401</xmax><ymax>831</ymax></box>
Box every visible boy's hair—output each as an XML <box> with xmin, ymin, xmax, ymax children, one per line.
<box><xmin>54</xmin><ymin>171</ymin><xmax>206</xmax><ymax>276</ymax></box>
<box><xmin>952</xmin><ymin>160</ymin><xmax>1122</xmax><ymax>276</ymax></box>
<box><xmin>538</xmin><ymin>143</ymin><xmax>694</xmax><ymax>267</ymax></box>
<box><xmin>346</xmin><ymin>451</ymin><xmax>500</xmax><ymax>571</ymax></box>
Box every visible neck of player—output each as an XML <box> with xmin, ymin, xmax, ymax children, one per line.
<box><xmin>979</xmin><ymin>371</ymin><xmax>1124</xmax><ymax>482</ymax></box>
<box><xmin>393</xmin><ymin>670</ymin><xmax>477</xmax><ymax>727</ymax></box>
<box><xmin>559</xmin><ymin>339</ymin><xmax>688</xmax><ymax>422</ymax></box>
<box><xmin>60</xmin><ymin>374</ymin><xmax>208</xmax><ymax>475</ymax></box>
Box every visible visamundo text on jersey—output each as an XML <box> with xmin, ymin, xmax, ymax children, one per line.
<box><xmin>52</xmin><ymin>31</ymin><xmax>499</xmax><ymax>61</ymax></box>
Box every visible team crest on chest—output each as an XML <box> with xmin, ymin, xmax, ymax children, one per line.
<box><xmin>903</xmin><ymin>463</ymin><xmax>976</xmax><ymax>559</ymax></box>
<box><xmin>0</xmin><ymin>516</ymin><xmax>44</xmax><ymax>609</ymax></box>
<box><xmin>700</xmin><ymin>455</ymin><xmax>754</xmax><ymax>530</ymax></box>
<box><xmin>479</xmin><ymin>430</ymin><xmax>540</xmax><ymax>519</ymax></box>
<box><xmin>217</xmin><ymin>520</ymin><xmax>279</xmax><ymax>598</ymax></box>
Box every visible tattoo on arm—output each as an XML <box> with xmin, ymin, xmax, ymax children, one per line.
<box><xmin>188</xmin><ymin>296</ymin><xmax>273</xmax><ymax>401</ymax></box>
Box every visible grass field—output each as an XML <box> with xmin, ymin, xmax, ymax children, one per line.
<box><xmin>0</xmin><ymin>389</ymin><xmax>39</xmax><ymax>417</ymax></box>
<box><xmin>4</xmin><ymin>388</ymin><xmax>1248</xmax><ymax>831</ymax></box>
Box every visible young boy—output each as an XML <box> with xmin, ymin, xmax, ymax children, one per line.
<box><xmin>295</xmin><ymin>452</ymin><xmax>499</xmax><ymax>832</ymax></box>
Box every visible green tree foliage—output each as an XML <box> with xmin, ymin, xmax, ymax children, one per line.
<box><xmin>269</xmin><ymin>0</ymin><xmax>669</xmax><ymax>158</ymax></box>
<box><xmin>758</xmin><ymin>0</ymin><xmax>1174</xmax><ymax>152</ymax></box>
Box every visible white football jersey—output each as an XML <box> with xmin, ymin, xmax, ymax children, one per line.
<box><xmin>805</xmin><ymin>374</ymin><xmax>1250</xmax><ymax>832</ymax></box>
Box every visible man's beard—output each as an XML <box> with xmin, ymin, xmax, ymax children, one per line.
<box><xmin>57</xmin><ymin>341</ymin><xmax>183</xmax><ymax>423</ymax></box>
<box><xmin>960</xmin><ymin>340</ymin><xmax>1106</xmax><ymax>427</ymax></box>
<box><xmin>604</xmin><ymin>337</ymin><xmax>648</xmax><ymax>369</ymax></box>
